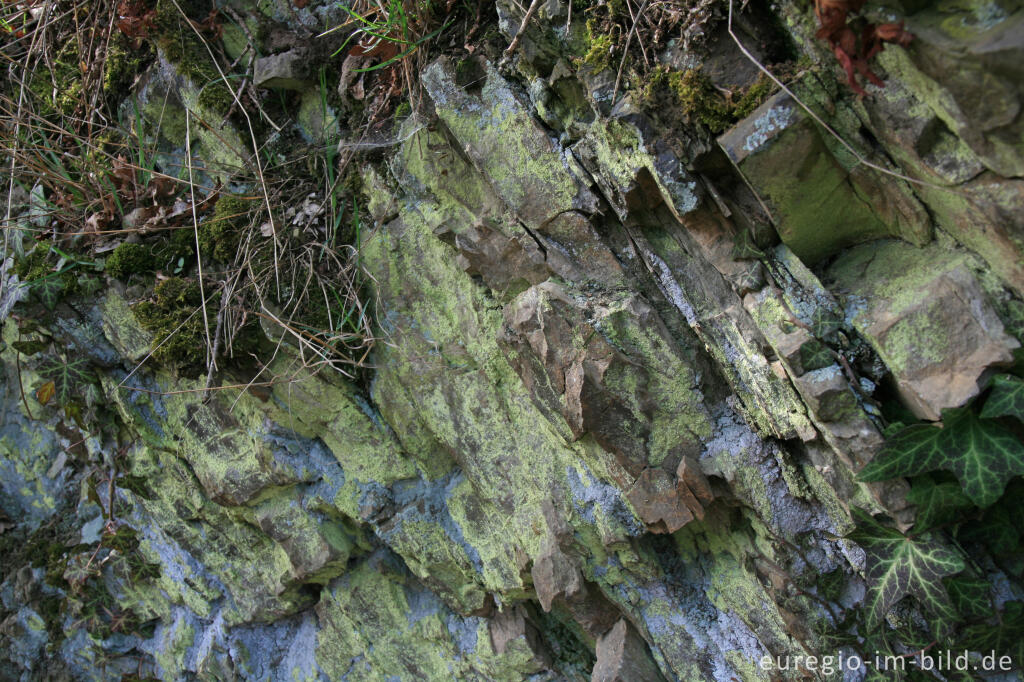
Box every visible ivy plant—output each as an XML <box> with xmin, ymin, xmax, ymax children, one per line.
<box><xmin>846</xmin><ymin>372</ymin><xmax>1024</xmax><ymax>660</ymax></box>
<box><xmin>859</xmin><ymin>400</ymin><xmax>1024</xmax><ymax>508</ymax></box>
<box><xmin>847</xmin><ymin>508</ymin><xmax>965</xmax><ymax>632</ymax></box>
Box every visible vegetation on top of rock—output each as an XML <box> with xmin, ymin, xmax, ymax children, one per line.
<box><xmin>640</xmin><ymin>67</ymin><xmax>776</xmax><ymax>133</ymax></box>
<box><xmin>105</xmin><ymin>242</ymin><xmax>157</xmax><ymax>280</ymax></box>
<box><xmin>859</xmin><ymin>388</ymin><xmax>1024</xmax><ymax>508</ymax></box>
<box><xmin>845</xmin><ymin>374</ymin><xmax>1024</xmax><ymax>652</ymax></box>
<box><xmin>847</xmin><ymin>507</ymin><xmax>965</xmax><ymax>632</ymax></box>
<box><xmin>198</xmin><ymin>193</ymin><xmax>250</xmax><ymax>263</ymax></box>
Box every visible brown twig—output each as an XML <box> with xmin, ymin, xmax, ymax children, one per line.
<box><xmin>504</xmin><ymin>0</ymin><xmax>543</xmax><ymax>57</ymax></box>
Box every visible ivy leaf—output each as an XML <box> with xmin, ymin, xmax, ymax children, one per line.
<box><xmin>958</xmin><ymin>504</ymin><xmax>1020</xmax><ymax>556</ymax></box>
<box><xmin>730</xmin><ymin>229</ymin><xmax>765</xmax><ymax>260</ymax></box>
<box><xmin>38</xmin><ymin>355</ymin><xmax>96</xmax><ymax>404</ymax></box>
<box><xmin>858</xmin><ymin>423</ymin><xmax>944</xmax><ymax>480</ymax></box>
<box><xmin>799</xmin><ymin>339</ymin><xmax>834</xmax><ymax>372</ymax></box>
<box><xmin>905</xmin><ymin>474</ymin><xmax>973</xmax><ymax>533</ymax></box>
<box><xmin>941</xmin><ymin>409</ymin><xmax>1024</xmax><ymax>507</ymax></box>
<box><xmin>810</xmin><ymin>308</ymin><xmax>841</xmax><ymax>340</ymax></box>
<box><xmin>858</xmin><ymin>408</ymin><xmax>1024</xmax><ymax>508</ymax></box>
<box><xmin>944</xmin><ymin>575</ymin><xmax>992</xmax><ymax>621</ymax></box>
<box><xmin>32</xmin><ymin>276</ymin><xmax>65</xmax><ymax>310</ymax></box>
<box><xmin>12</xmin><ymin>339</ymin><xmax>49</xmax><ymax>356</ymax></box>
<box><xmin>847</xmin><ymin>508</ymin><xmax>965</xmax><ymax>631</ymax></box>
<box><xmin>817</xmin><ymin>566</ymin><xmax>846</xmax><ymax>603</ymax></box>
<box><xmin>959</xmin><ymin>601</ymin><xmax>1024</xmax><ymax>664</ymax></box>
<box><xmin>981</xmin><ymin>374</ymin><xmax>1024</xmax><ymax>422</ymax></box>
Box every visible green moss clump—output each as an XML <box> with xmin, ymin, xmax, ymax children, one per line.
<box><xmin>393</xmin><ymin>101</ymin><xmax>412</xmax><ymax>122</ymax></box>
<box><xmin>581</xmin><ymin>19</ymin><xmax>615</xmax><ymax>72</ymax></box>
<box><xmin>14</xmin><ymin>242</ymin><xmax>81</xmax><ymax>305</ymax></box>
<box><xmin>133</xmin><ymin>275</ymin><xmax>263</xmax><ymax>375</ymax></box>
<box><xmin>28</xmin><ymin>41</ymin><xmax>83</xmax><ymax>117</ymax></box>
<box><xmin>14</xmin><ymin>242</ymin><xmax>54</xmax><ymax>281</ymax></box>
<box><xmin>153</xmin><ymin>0</ymin><xmax>235</xmax><ymax>118</ymax></box>
<box><xmin>198</xmin><ymin>193</ymin><xmax>250</xmax><ymax>262</ymax></box>
<box><xmin>731</xmin><ymin>74</ymin><xmax>774</xmax><ymax>120</ymax></box>
<box><xmin>103</xmin><ymin>33</ymin><xmax>155</xmax><ymax>104</ymax></box>
<box><xmin>640</xmin><ymin>67</ymin><xmax>775</xmax><ymax>134</ymax></box>
<box><xmin>29</xmin><ymin>27</ymin><xmax>152</xmax><ymax>117</ymax></box>
<box><xmin>106</xmin><ymin>243</ymin><xmax>156</xmax><ymax>280</ymax></box>
<box><xmin>132</xmin><ymin>276</ymin><xmax>210</xmax><ymax>375</ymax></box>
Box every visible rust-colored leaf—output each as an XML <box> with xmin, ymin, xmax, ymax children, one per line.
<box><xmin>813</xmin><ymin>0</ymin><xmax>912</xmax><ymax>94</ymax></box>
<box><xmin>36</xmin><ymin>380</ymin><xmax>56</xmax><ymax>406</ymax></box>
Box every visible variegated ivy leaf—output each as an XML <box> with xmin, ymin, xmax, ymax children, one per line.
<box><xmin>799</xmin><ymin>339</ymin><xmax>834</xmax><ymax>372</ymax></box>
<box><xmin>33</xmin><ymin>276</ymin><xmax>65</xmax><ymax>310</ymax></box>
<box><xmin>944</xmin><ymin>575</ymin><xmax>992</xmax><ymax>622</ymax></box>
<box><xmin>39</xmin><ymin>354</ymin><xmax>96</xmax><ymax>404</ymax></box>
<box><xmin>810</xmin><ymin>308</ymin><xmax>841</xmax><ymax>340</ymax></box>
<box><xmin>980</xmin><ymin>374</ymin><xmax>1024</xmax><ymax>422</ymax></box>
<box><xmin>905</xmin><ymin>474</ymin><xmax>973</xmax><ymax>533</ymax></box>
<box><xmin>847</xmin><ymin>508</ymin><xmax>965</xmax><ymax>632</ymax></box>
<box><xmin>959</xmin><ymin>601</ymin><xmax>1024</xmax><ymax>665</ymax></box>
<box><xmin>858</xmin><ymin>408</ymin><xmax>1024</xmax><ymax>508</ymax></box>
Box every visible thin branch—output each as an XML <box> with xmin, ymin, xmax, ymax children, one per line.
<box><xmin>611</xmin><ymin>0</ymin><xmax>651</xmax><ymax>107</ymax></box>
<box><xmin>184</xmin><ymin>109</ymin><xmax>215</xmax><ymax>381</ymax></box>
<box><xmin>504</xmin><ymin>0</ymin><xmax>543</xmax><ymax>56</ymax></box>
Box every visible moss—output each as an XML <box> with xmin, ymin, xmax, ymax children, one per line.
<box><xmin>199</xmin><ymin>193</ymin><xmax>250</xmax><ymax>262</ymax></box>
<box><xmin>132</xmin><ymin>276</ymin><xmax>210</xmax><ymax>375</ymax></box>
<box><xmin>132</xmin><ymin>275</ymin><xmax>263</xmax><ymax>376</ymax></box>
<box><xmin>28</xmin><ymin>40</ymin><xmax>83</xmax><ymax>117</ymax></box>
<box><xmin>392</xmin><ymin>100</ymin><xmax>412</xmax><ymax>123</ymax></box>
<box><xmin>28</xmin><ymin>24</ymin><xmax>151</xmax><ymax>118</ymax></box>
<box><xmin>103</xmin><ymin>33</ymin><xmax>155</xmax><ymax>104</ymax></box>
<box><xmin>14</xmin><ymin>241</ymin><xmax>81</xmax><ymax>306</ymax></box>
<box><xmin>105</xmin><ymin>243</ymin><xmax>156</xmax><ymax>280</ymax></box>
<box><xmin>639</xmin><ymin>67</ymin><xmax>776</xmax><ymax>134</ymax></box>
<box><xmin>153</xmin><ymin>0</ymin><xmax>235</xmax><ymax>119</ymax></box>
<box><xmin>731</xmin><ymin>73</ymin><xmax>775</xmax><ymax>120</ymax></box>
<box><xmin>580</xmin><ymin>19</ymin><xmax>615</xmax><ymax>72</ymax></box>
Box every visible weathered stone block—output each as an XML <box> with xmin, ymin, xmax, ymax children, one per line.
<box><xmin>827</xmin><ymin>239</ymin><xmax>1019</xmax><ymax>420</ymax></box>
<box><xmin>718</xmin><ymin>89</ymin><xmax>930</xmax><ymax>265</ymax></box>
<box><xmin>592</xmin><ymin>619</ymin><xmax>666</xmax><ymax>682</ymax></box>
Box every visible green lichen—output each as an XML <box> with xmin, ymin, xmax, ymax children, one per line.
<box><xmin>105</xmin><ymin>243</ymin><xmax>156</xmax><ymax>280</ymax></box>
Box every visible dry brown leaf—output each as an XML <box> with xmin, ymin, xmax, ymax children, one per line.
<box><xmin>36</xmin><ymin>380</ymin><xmax>55</xmax><ymax>406</ymax></box>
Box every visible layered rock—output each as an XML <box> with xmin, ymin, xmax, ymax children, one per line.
<box><xmin>3</xmin><ymin>0</ymin><xmax>1024</xmax><ymax>679</ymax></box>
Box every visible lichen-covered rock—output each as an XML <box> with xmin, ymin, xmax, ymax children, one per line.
<box><xmin>826</xmin><ymin>239</ymin><xmax>1019</xmax><ymax>420</ymax></box>
<box><xmin>4</xmin><ymin>0</ymin><xmax>1024</xmax><ymax>678</ymax></box>
<box><xmin>718</xmin><ymin>86</ymin><xmax>931</xmax><ymax>265</ymax></box>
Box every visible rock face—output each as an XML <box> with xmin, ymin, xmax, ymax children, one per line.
<box><xmin>2</xmin><ymin>0</ymin><xmax>1024</xmax><ymax>680</ymax></box>
<box><xmin>826</xmin><ymin>240</ymin><xmax>1019</xmax><ymax>420</ymax></box>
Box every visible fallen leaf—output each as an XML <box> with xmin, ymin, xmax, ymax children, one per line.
<box><xmin>36</xmin><ymin>380</ymin><xmax>56</xmax><ymax>406</ymax></box>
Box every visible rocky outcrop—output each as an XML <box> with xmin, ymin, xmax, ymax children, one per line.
<box><xmin>2</xmin><ymin>0</ymin><xmax>1024</xmax><ymax>679</ymax></box>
